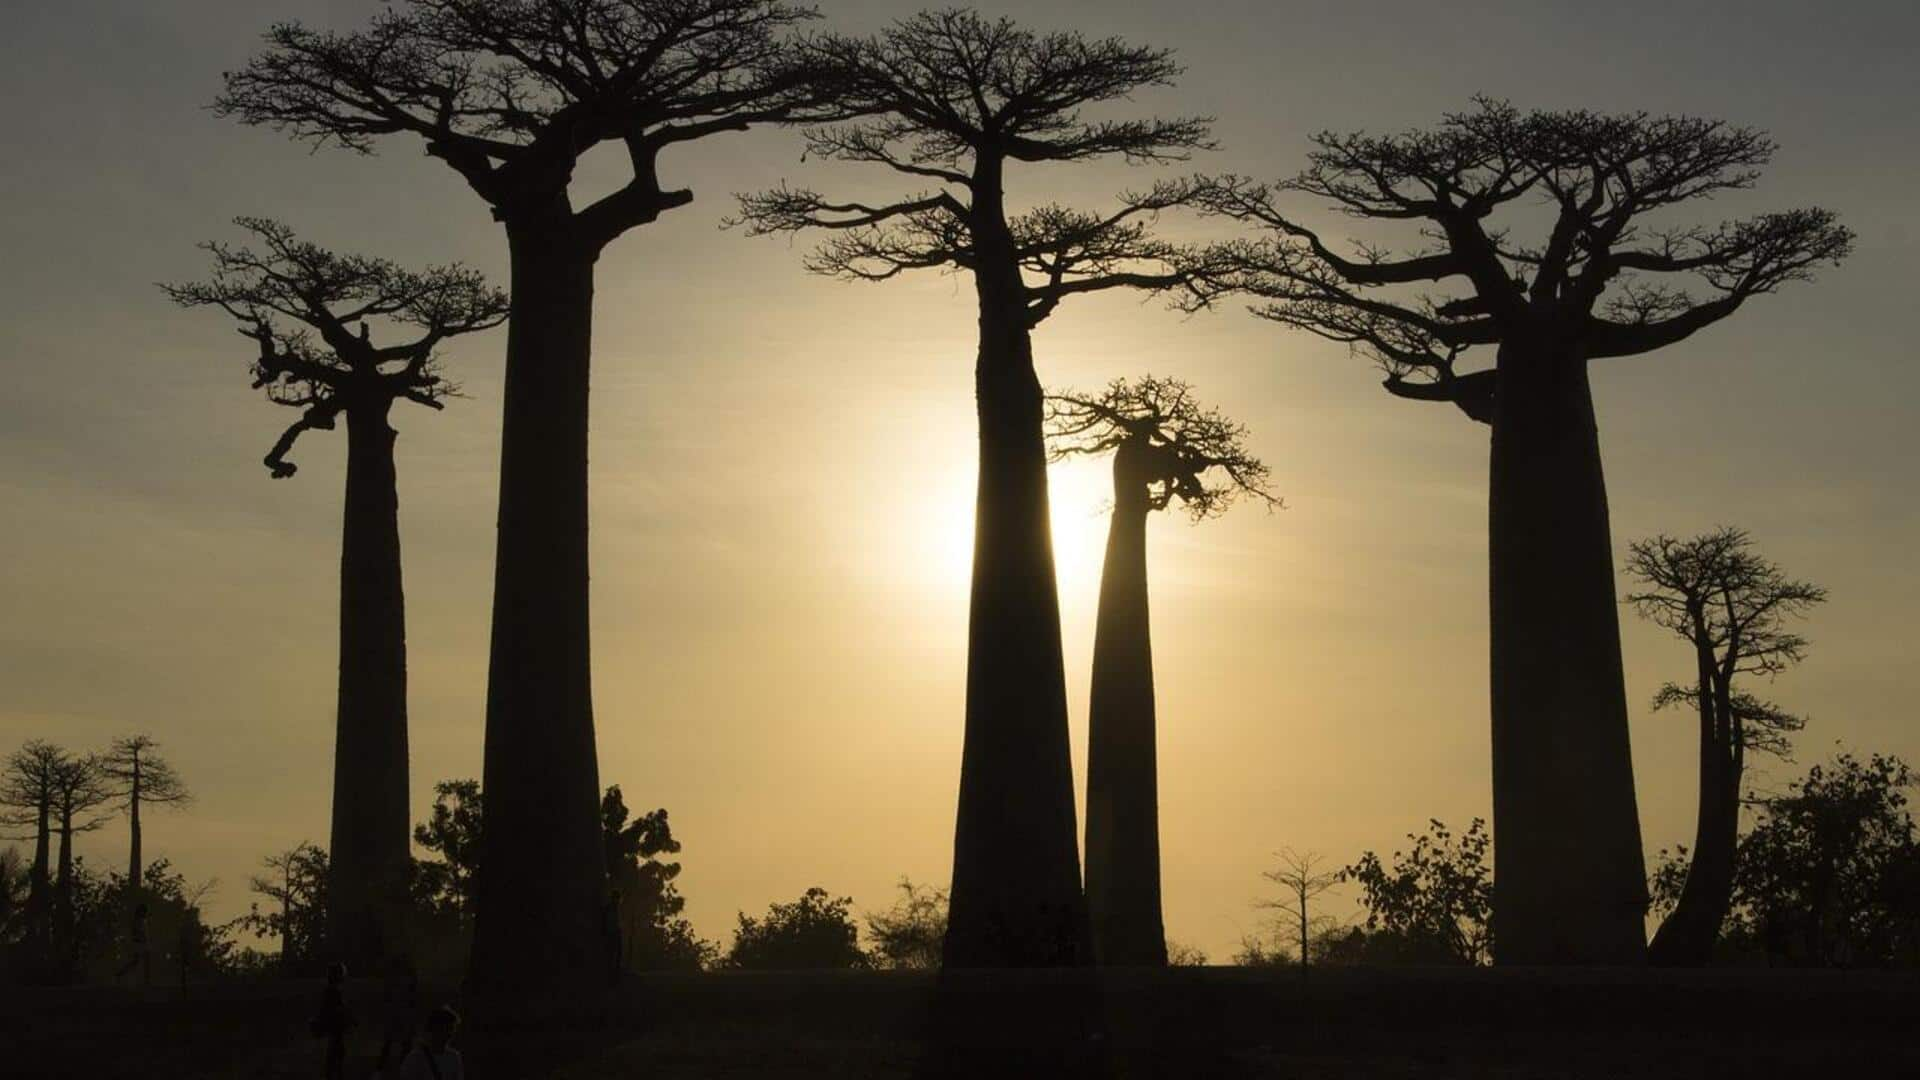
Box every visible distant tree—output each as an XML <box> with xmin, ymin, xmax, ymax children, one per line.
<box><xmin>1199</xmin><ymin>101</ymin><xmax>1852</xmax><ymax>964</ymax></box>
<box><xmin>726</xmin><ymin>887</ymin><xmax>869</xmax><ymax>970</ymax></box>
<box><xmin>601</xmin><ymin>786</ymin><xmax>714</xmax><ymax>972</ymax></box>
<box><xmin>735</xmin><ymin>8</ymin><xmax>1225</xmax><ymax>969</ymax></box>
<box><xmin>1048</xmin><ymin>376</ymin><xmax>1275</xmax><ymax>965</ymax></box>
<box><xmin>412</xmin><ymin>780</ymin><xmax>484</xmax><ymax>928</ymax></box>
<box><xmin>235</xmin><ymin>843</ymin><xmax>330</xmax><ymax>973</ymax></box>
<box><xmin>0</xmin><ymin>847</ymin><xmax>26</xmax><ymax>946</ymax></box>
<box><xmin>216</xmin><ymin>0</ymin><xmax>846</xmax><ymax>994</ymax></box>
<box><xmin>1344</xmin><ymin>819</ymin><xmax>1493</xmax><ymax>966</ymax></box>
<box><xmin>49</xmin><ymin>755</ymin><xmax>111</xmax><ymax>971</ymax></box>
<box><xmin>65</xmin><ymin>858</ymin><xmax>226</xmax><ymax>984</ymax></box>
<box><xmin>165</xmin><ymin>219</ymin><xmax>506</xmax><ymax>970</ymax></box>
<box><xmin>1625</xmin><ymin>528</ymin><xmax>1826</xmax><ymax>965</ymax></box>
<box><xmin>0</xmin><ymin>740</ymin><xmax>69</xmax><ymax>953</ymax></box>
<box><xmin>95</xmin><ymin>735</ymin><xmax>192</xmax><ymax>895</ymax></box>
<box><xmin>1255</xmin><ymin>848</ymin><xmax>1342</xmax><ymax>974</ymax></box>
<box><xmin>863</xmin><ymin>877</ymin><xmax>948</xmax><ymax>971</ymax></box>
<box><xmin>1730</xmin><ymin>751</ymin><xmax>1920</xmax><ymax>966</ymax></box>
<box><xmin>1229</xmin><ymin>935</ymin><xmax>1291</xmax><ymax>967</ymax></box>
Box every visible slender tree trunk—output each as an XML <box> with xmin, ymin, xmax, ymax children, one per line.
<box><xmin>54</xmin><ymin>808</ymin><xmax>75</xmax><ymax>976</ymax></box>
<box><xmin>1650</xmin><ymin>650</ymin><xmax>1738</xmax><ymax>965</ymax></box>
<box><xmin>27</xmin><ymin>797</ymin><xmax>50</xmax><ymax>949</ymax></box>
<box><xmin>1083</xmin><ymin>440</ymin><xmax>1167</xmax><ymax>966</ymax></box>
<box><xmin>944</xmin><ymin>162</ymin><xmax>1090</xmax><ymax>967</ymax></box>
<box><xmin>127</xmin><ymin>764</ymin><xmax>142</xmax><ymax>893</ymax></box>
<box><xmin>468</xmin><ymin>217</ymin><xmax>608</xmax><ymax>995</ymax></box>
<box><xmin>1487</xmin><ymin>343</ymin><xmax>1648</xmax><ymax>965</ymax></box>
<box><xmin>327</xmin><ymin>397</ymin><xmax>414</xmax><ymax>970</ymax></box>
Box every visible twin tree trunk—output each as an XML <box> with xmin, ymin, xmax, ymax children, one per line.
<box><xmin>944</xmin><ymin>198</ymin><xmax>1091</xmax><ymax>966</ymax></box>
<box><xmin>328</xmin><ymin>398</ymin><xmax>414</xmax><ymax>969</ymax></box>
<box><xmin>468</xmin><ymin>219</ymin><xmax>608</xmax><ymax>995</ymax></box>
<box><xmin>1649</xmin><ymin>661</ymin><xmax>1741</xmax><ymax>966</ymax></box>
<box><xmin>1487</xmin><ymin>341</ymin><xmax>1649</xmax><ymax>965</ymax></box>
<box><xmin>1083</xmin><ymin>439</ymin><xmax>1168</xmax><ymax>966</ymax></box>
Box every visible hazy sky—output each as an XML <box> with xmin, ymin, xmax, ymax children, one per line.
<box><xmin>3</xmin><ymin>1</ymin><xmax>1917</xmax><ymax>961</ymax></box>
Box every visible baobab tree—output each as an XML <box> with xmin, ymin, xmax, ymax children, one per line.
<box><xmin>733</xmin><ymin>8</ymin><xmax>1221</xmax><ymax>968</ymax></box>
<box><xmin>1045</xmin><ymin>376</ymin><xmax>1275</xmax><ymax>965</ymax></box>
<box><xmin>1625</xmin><ymin>528</ymin><xmax>1826</xmax><ymax>966</ymax></box>
<box><xmin>96</xmin><ymin>735</ymin><xmax>192</xmax><ymax>895</ymax></box>
<box><xmin>216</xmin><ymin>0</ymin><xmax>844</xmax><ymax>990</ymax></box>
<box><xmin>164</xmin><ymin>218</ymin><xmax>507</xmax><ymax>969</ymax></box>
<box><xmin>1196</xmin><ymin>100</ymin><xmax>1853</xmax><ymax>963</ymax></box>
<box><xmin>0</xmin><ymin>740</ymin><xmax>69</xmax><ymax>952</ymax></box>
<box><xmin>49</xmin><ymin>754</ymin><xmax>111</xmax><ymax>969</ymax></box>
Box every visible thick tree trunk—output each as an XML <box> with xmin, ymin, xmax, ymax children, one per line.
<box><xmin>944</xmin><ymin>169</ymin><xmax>1091</xmax><ymax>966</ymax></box>
<box><xmin>326</xmin><ymin>398</ymin><xmax>414</xmax><ymax>970</ymax></box>
<box><xmin>1487</xmin><ymin>343</ymin><xmax>1648</xmax><ymax>965</ymax></box>
<box><xmin>1649</xmin><ymin>654</ymin><xmax>1739</xmax><ymax>965</ymax></box>
<box><xmin>27</xmin><ymin>799</ymin><xmax>50</xmax><ymax>948</ymax></box>
<box><xmin>1083</xmin><ymin>441</ymin><xmax>1168</xmax><ymax>966</ymax></box>
<box><xmin>54</xmin><ymin>810</ymin><xmax>75</xmax><ymax>974</ymax></box>
<box><xmin>468</xmin><ymin>220</ymin><xmax>608</xmax><ymax>995</ymax></box>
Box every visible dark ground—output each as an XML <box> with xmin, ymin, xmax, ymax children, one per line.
<box><xmin>5</xmin><ymin>966</ymin><xmax>1917</xmax><ymax>1078</ymax></box>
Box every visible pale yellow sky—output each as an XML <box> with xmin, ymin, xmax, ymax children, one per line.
<box><xmin>2</xmin><ymin>1</ymin><xmax>1917</xmax><ymax>962</ymax></box>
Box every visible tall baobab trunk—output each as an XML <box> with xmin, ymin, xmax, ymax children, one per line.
<box><xmin>54</xmin><ymin>807</ymin><xmax>77</xmax><ymax>971</ymax></box>
<box><xmin>1083</xmin><ymin>438</ymin><xmax>1168</xmax><ymax>966</ymax></box>
<box><xmin>945</xmin><ymin>166</ymin><xmax>1091</xmax><ymax>967</ymax></box>
<box><xmin>126</xmin><ymin>762</ymin><xmax>142</xmax><ymax>893</ymax></box>
<box><xmin>1650</xmin><ymin>658</ymin><xmax>1742</xmax><ymax>966</ymax></box>
<box><xmin>327</xmin><ymin>397</ymin><xmax>414</xmax><ymax>968</ymax></box>
<box><xmin>469</xmin><ymin>216</ymin><xmax>608</xmax><ymax>994</ymax></box>
<box><xmin>1487</xmin><ymin>344</ymin><xmax>1648</xmax><ymax>965</ymax></box>
<box><xmin>27</xmin><ymin>796</ymin><xmax>50</xmax><ymax>948</ymax></box>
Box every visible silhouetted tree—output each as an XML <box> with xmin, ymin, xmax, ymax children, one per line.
<box><xmin>0</xmin><ymin>847</ymin><xmax>27</xmax><ymax>947</ymax></box>
<box><xmin>601</xmin><ymin>786</ymin><xmax>712</xmax><ymax>971</ymax></box>
<box><xmin>95</xmin><ymin>735</ymin><xmax>192</xmax><ymax>896</ymax></box>
<box><xmin>216</xmin><ymin>0</ymin><xmax>845</xmax><ymax>994</ymax></box>
<box><xmin>864</xmin><ymin>877</ymin><xmax>949</xmax><ymax>971</ymax></box>
<box><xmin>413</xmin><ymin>779</ymin><xmax>484</xmax><ymax>929</ymax></box>
<box><xmin>1197</xmin><ymin>101</ymin><xmax>1852</xmax><ymax>964</ymax></box>
<box><xmin>164</xmin><ymin>218</ymin><xmax>506</xmax><ymax>971</ymax></box>
<box><xmin>733</xmin><ymin>8</ymin><xmax>1222</xmax><ymax>969</ymax></box>
<box><xmin>726</xmin><ymin>887</ymin><xmax>868</xmax><ymax>970</ymax></box>
<box><xmin>1626</xmin><ymin>528</ymin><xmax>1826</xmax><ymax>966</ymax></box>
<box><xmin>237</xmin><ymin>843</ymin><xmax>330</xmax><ymax>973</ymax></box>
<box><xmin>0</xmin><ymin>740</ymin><xmax>69</xmax><ymax>954</ymax></box>
<box><xmin>1344</xmin><ymin>818</ymin><xmax>1493</xmax><ymax>966</ymax></box>
<box><xmin>1256</xmin><ymin>848</ymin><xmax>1342</xmax><ymax>975</ymax></box>
<box><xmin>1730</xmin><ymin>751</ymin><xmax>1919</xmax><ymax>967</ymax></box>
<box><xmin>48</xmin><ymin>755</ymin><xmax>111</xmax><ymax>973</ymax></box>
<box><xmin>1046</xmin><ymin>376</ymin><xmax>1274</xmax><ymax>965</ymax></box>
<box><xmin>1165</xmin><ymin>940</ymin><xmax>1208</xmax><ymax>966</ymax></box>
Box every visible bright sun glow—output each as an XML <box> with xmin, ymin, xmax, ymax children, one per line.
<box><xmin>912</xmin><ymin>452</ymin><xmax>1114</xmax><ymax>600</ymax></box>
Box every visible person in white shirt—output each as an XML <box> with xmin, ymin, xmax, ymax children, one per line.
<box><xmin>397</xmin><ymin>1004</ymin><xmax>464</xmax><ymax>1080</ymax></box>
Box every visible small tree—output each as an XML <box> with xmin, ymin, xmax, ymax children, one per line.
<box><xmin>864</xmin><ymin>877</ymin><xmax>949</xmax><ymax>971</ymax></box>
<box><xmin>49</xmin><ymin>755</ymin><xmax>112</xmax><ymax>971</ymax></box>
<box><xmin>235</xmin><ymin>843</ymin><xmax>330</xmax><ymax>974</ymax></box>
<box><xmin>726</xmin><ymin>887</ymin><xmax>868</xmax><ymax>970</ymax></box>
<box><xmin>166</xmin><ymin>219</ymin><xmax>506</xmax><ymax>969</ymax></box>
<box><xmin>0</xmin><ymin>740</ymin><xmax>69</xmax><ymax>954</ymax></box>
<box><xmin>734</xmin><ymin>9</ymin><xmax>1223</xmax><ymax>968</ymax></box>
<box><xmin>1344</xmin><ymin>819</ymin><xmax>1493</xmax><ymax>966</ymax></box>
<box><xmin>1625</xmin><ymin>528</ymin><xmax>1826</xmax><ymax>965</ymax></box>
<box><xmin>602</xmin><ymin>786</ymin><xmax>713</xmax><ymax>972</ymax></box>
<box><xmin>1047</xmin><ymin>376</ymin><xmax>1275</xmax><ymax>965</ymax></box>
<box><xmin>1199</xmin><ymin>100</ymin><xmax>1852</xmax><ymax>964</ymax></box>
<box><xmin>95</xmin><ymin>735</ymin><xmax>192</xmax><ymax>896</ymax></box>
<box><xmin>412</xmin><ymin>779</ymin><xmax>484</xmax><ymax>929</ymax></box>
<box><xmin>1256</xmin><ymin>848</ymin><xmax>1342</xmax><ymax>974</ymax></box>
<box><xmin>217</xmin><ymin>0</ymin><xmax>846</xmax><ymax>993</ymax></box>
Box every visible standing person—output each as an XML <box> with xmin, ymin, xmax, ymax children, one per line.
<box><xmin>399</xmin><ymin>1006</ymin><xmax>464</xmax><ymax>1080</ymax></box>
<box><xmin>313</xmin><ymin>962</ymin><xmax>354</xmax><ymax>1080</ymax></box>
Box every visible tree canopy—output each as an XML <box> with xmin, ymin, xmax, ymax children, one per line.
<box><xmin>1046</xmin><ymin>375</ymin><xmax>1277</xmax><ymax>519</ymax></box>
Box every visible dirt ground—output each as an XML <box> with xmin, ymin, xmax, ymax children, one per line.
<box><xmin>5</xmin><ymin>965</ymin><xmax>1917</xmax><ymax>1078</ymax></box>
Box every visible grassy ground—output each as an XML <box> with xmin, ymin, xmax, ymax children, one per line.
<box><xmin>5</xmin><ymin>966</ymin><xmax>1918</xmax><ymax>1078</ymax></box>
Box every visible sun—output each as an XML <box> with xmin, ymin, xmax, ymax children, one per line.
<box><xmin>909</xmin><ymin>452</ymin><xmax>1113</xmax><ymax>601</ymax></box>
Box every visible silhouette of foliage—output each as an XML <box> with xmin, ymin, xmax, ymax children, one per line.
<box><xmin>412</xmin><ymin>779</ymin><xmax>483</xmax><ymax>926</ymax></box>
<box><xmin>234</xmin><ymin>843</ymin><xmax>330</xmax><ymax>973</ymax></box>
<box><xmin>161</xmin><ymin>218</ymin><xmax>506</xmax><ymax>477</ymax></box>
<box><xmin>1046</xmin><ymin>376</ymin><xmax>1278</xmax><ymax>520</ymax></box>
<box><xmin>602</xmin><ymin>785</ymin><xmax>716</xmax><ymax>972</ymax></box>
<box><xmin>1195</xmin><ymin>99</ymin><xmax>1853</xmax><ymax>421</ymax></box>
<box><xmin>726</xmin><ymin>887</ymin><xmax>869</xmax><ymax>970</ymax></box>
<box><xmin>95</xmin><ymin>735</ymin><xmax>192</xmax><ymax>894</ymax></box>
<box><xmin>1164</xmin><ymin>940</ymin><xmax>1208</xmax><ymax>967</ymax></box>
<box><xmin>863</xmin><ymin>877</ymin><xmax>948</xmax><ymax>971</ymax></box>
<box><xmin>0</xmin><ymin>847</ymin><xmax>26</xmax><ymax>948</ymax></box>
<box><xmin>1256</xmin><ymin>848</ymin><xmax>1344</xmax><ymax>971</ymax></box>
<box><xmin>1344</xmin><ymin>819</ymin><xmax>1493</xmax><ymax>966</ymax></box>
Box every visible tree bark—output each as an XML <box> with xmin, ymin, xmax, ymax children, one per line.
<box><xmin>944</xmin><ymin>160</ymin><xmax>1091</xmax><ymax>967</ymax></box>
<box><xmin>1083</xmin><ymin>439</ymin><xmax>1167</xmax><ymax>966</ymax></box>
<box><xmin>327</xmin><ymin>397</ymin><xmax>414</xmax><ymax>970</ymax></box>
<box><xmin>1487</xmin><ymin>342</ymin><xmax>1649</xmax><ymax>965</ymax></box>
<box><xmin>467</xmin><ymin>218</ymin><xmax>608</xmax><ymax>995</ymax></box>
